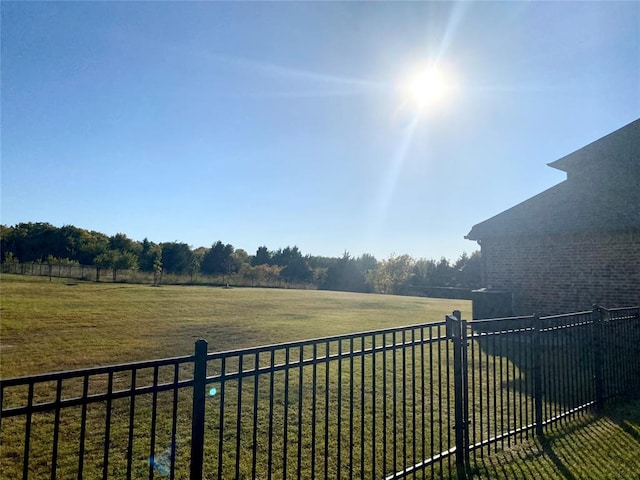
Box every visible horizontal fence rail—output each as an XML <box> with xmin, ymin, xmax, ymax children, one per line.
<box><xmin>1</xmin><ymin>305</ymin><xmax>639</xmax><ymax>479</ymax></box>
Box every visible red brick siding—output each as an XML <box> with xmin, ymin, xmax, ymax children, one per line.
<box><xmin>480</xmin><ymin>231</ymin><xmax>640</xmax><ymax>315</ymax></box>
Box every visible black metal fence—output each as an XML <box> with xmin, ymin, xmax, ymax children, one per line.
<box><xmin>1</xmin><ymin>305</ymin><xmax>638</xmax><ymax>479</ymax></box>
<box><xmin>447</xmin><ymin>305</ymin><xmax>640</xmax><ymax>477</ymax></box>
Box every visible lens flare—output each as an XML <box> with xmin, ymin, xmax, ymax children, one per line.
<box><xmin>148</xmin><ymin>450</ymin><xmax>172</xmax><ymax>476</ymax></box>
<box><xmin>209</xmin><ymin>387</ymin><xmax>218</xmax><ymax>397</ymax></box>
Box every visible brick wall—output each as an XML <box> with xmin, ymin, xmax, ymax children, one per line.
<box><xmin>480</xmin><ymin>230</ymin><xmax>640</xmax><ymax>316</ymax></box>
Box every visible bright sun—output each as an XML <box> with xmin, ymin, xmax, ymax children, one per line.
<box><xmin>401</xmin><ymin>66</ymin><xmax>450</xmax><ymax>109</ymax></box>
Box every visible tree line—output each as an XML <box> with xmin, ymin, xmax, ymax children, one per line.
<box><xmin>0</xmin><ymin>222</ymin><xmax>481</xmax><ymax>294</ymax></box>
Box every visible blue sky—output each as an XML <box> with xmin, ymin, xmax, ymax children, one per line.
<box><xmin>2</xmin><ymin>1</ymin><xmax>639</xmax><ymax>261</ymax></box>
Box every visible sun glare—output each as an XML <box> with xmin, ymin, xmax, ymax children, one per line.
<box><xmin>401</xmin><ymin>66</ymin><xmax>450</xmax><ymax>109</ymax></box>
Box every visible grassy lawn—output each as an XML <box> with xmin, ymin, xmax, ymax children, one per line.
<box><xmin>1</xmin><ymin>274</ymin><xmax>468</xmax><ymax>478</ymax></box>
<box><xmin>0</xmin><ymin>273</ymin><xmax>470</xmax><ymax>378</ymax></box>
<box><xmin>471</xmin><ymin>399</ymin><xmax>640</xmax><ymax>479</ymax></box>
<box><xmin>2</xmin><ymin>274</ymin><xmax>638</xmax><ymax>479</ymax></box>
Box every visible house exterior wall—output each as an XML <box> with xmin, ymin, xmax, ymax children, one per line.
<box><xmin>479</xmin><ymin>230</ymin><xmax>640</xmax><ymax>316</ymax></box>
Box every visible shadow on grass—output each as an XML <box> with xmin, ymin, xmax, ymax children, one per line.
<box><xmin>469</xmin><ymin>399</ymin><xmax>640</xmax><ymax>479</ymax></box>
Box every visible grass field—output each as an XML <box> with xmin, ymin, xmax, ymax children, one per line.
<box><xmin>1</xmin><ymin>274</ymin><xmax>469</xmax><ymax>479</ymax></box>
<box><xmin>0</xmin><ymin>274</ymin><xmax>471</xmax><ymax>378</ymax></box>
<box><xmin>2</xmin><ymin>274</ymin><xmax>638</xmax><ymax>479</ymax></box>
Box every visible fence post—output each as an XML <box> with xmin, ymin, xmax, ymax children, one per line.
<box><xmin>531</xmin><ymin>315</ymin><xmax>544</xmax><ymax>438</ymax></box>
<box><xmin>447</xmin><ymin>310</ymin><xmax>468</xmax><ymax>479</ymax></box>
<box><xmin>190</xmin><ymin>339</ymin><xmax>208</xmax><ymax>480</ymax></box>
<box><xmin>592</xmin><ymin>305</ymin><xmax>605</xmax><ymax>413</ymax></box>
<box><xmin>457</xmin><ymin>311</ymin><xmax>471</xmax><ymax>468</ymax></box>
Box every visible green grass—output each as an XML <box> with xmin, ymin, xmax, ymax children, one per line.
<box><xmin>2</xmin><ymin>274</ymin><xmax>639</xmax><ymax>479</ymax></box>
<box><xmin>470</xmin><ymin>399</ymin><xmax>640</xmax><ymax>479</ymax></box>
<box><xmin>1</xmin><ymin>274</ymin><xmax>468</xmax><ymax>479</ymax></box>
<box><xmin>0</xmin><ymin>273</ymin><xmax>470</xmax><ymax>378</ymax></box>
